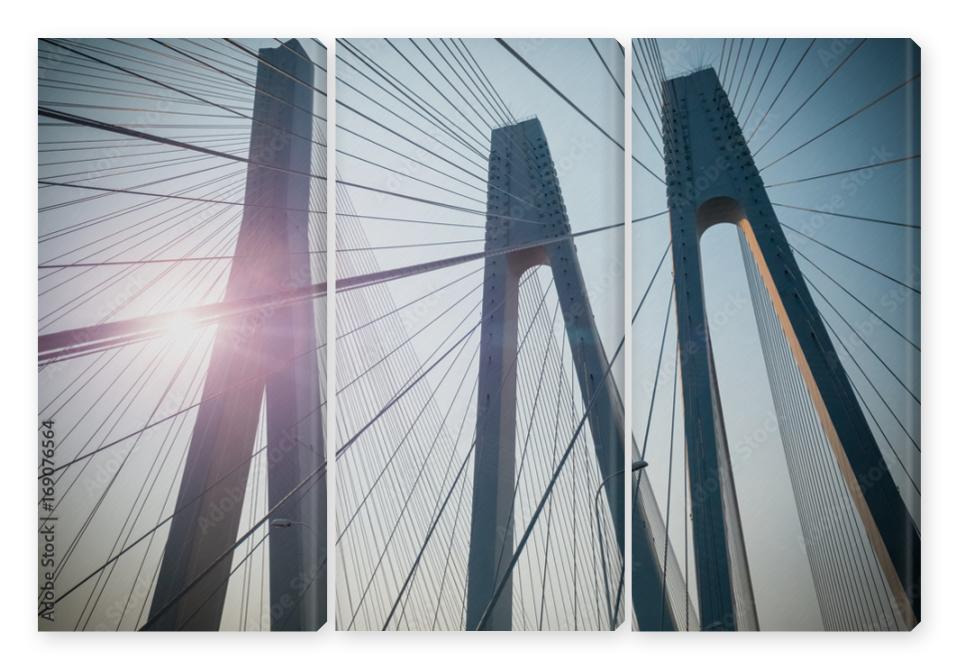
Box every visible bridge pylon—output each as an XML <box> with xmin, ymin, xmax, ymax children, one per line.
<box><xmin>465</xmin><ymin>118</ymin><xmax>626</xmax><ymax>631</ymax></box>
<box><xmin>146</xmin><ymin>40</ymin><xmax>325</xmax><ymax>632</ymax></box>
<box><xmin>658</xmin><ymin>67</ymin><xmax>919</xmax><ymax>630</ymax></box>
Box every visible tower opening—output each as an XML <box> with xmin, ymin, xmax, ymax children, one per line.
<box><xmin>698</xmin><ymin>217</ymin><xmax>822</xmax><ymax>629</ymax></box>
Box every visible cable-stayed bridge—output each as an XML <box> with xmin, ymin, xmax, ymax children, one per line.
<box><xmin>37</xmin><ymin>38</ymin><xmax>328</xmax><ymax>631</ymax></box>
<box><xmin>35</xmin><ymin>36</ymin><xmax>921</xmax><ymax>635</ymax></box>
<box><xmin>333</xmin><ymin>38</ymin><xmax>628</xmax><ymax>631</ymax></box>
<box><xmin>631</xmin><ymin>38</ymin><xmax>920</xmax><ymax>631</ymax></box>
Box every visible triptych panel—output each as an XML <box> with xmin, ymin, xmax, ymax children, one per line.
<box><xmin>38</xmin><ymin>38</ymin><xmax>328</xmax><ymax>631</ymax></box>
<box><xmin>334</xmin><ymin>38</ymin><xmax>624</xmax><ymax>631</ymax></box>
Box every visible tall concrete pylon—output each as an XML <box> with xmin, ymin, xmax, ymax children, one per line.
<box><xmin>661</xmin><ymin>67</ymin><xmax>919</xmax><ymax>630</ymax></box>
<box><xmin>146</xmin><ymin>40</ymin><xmax>325</xmax><ymax>631</ymax></box>
<box><xmin>465</xmin><ymin>118</ymin><xmax>626</xmax><ymax>631</ymax></box>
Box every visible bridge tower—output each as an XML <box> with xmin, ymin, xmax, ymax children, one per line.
<box><xmin>146</xmin><ymin>40</ymin><xmax>325</xmax><ymax>631</ymax></box>
<box><xmin>465</xmin><ymin>118</ymin><xmax>627</xmax><ymax>630</ymax></box>
<box><xmin>659</xmin><ymin>67</ymin><xmax>919</xmax><ymax>630</ymax></box>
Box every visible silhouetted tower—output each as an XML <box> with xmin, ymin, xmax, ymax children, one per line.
<box><xmin>465</xmin><ymin>118</ymin><xmax>625</xmax><ymax>630</ymax></box>
<box><xmin>146</xmin><ymin>40</ymin><xmax>325</xmax><ymax>631</ymax></box>
<box><xmin>658</xmin><ymin>67</ymin><xmax>918</xmax><ymax>630</ymax></box>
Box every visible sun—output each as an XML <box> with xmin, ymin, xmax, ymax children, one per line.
<box><xmin>163</xmin><ymin>311</ymin><xmax>201</xmax><ymax>349</ymax></box>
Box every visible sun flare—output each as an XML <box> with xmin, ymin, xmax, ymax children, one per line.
<box><xmin>163</xmin><ymin>311</ymin><xmax>201</xmax><ymax>348</ymax></box>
